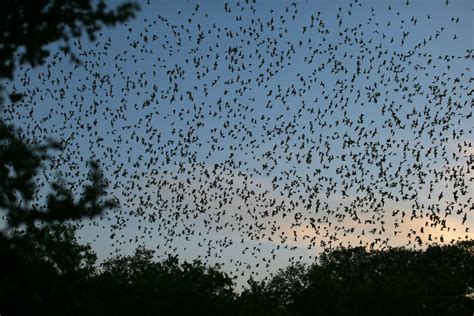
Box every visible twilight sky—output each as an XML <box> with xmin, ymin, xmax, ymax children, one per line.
<box><xmin>2</xmin><ymin>0</ymin><xmax>473</xmax><ymax>286</ymax></box>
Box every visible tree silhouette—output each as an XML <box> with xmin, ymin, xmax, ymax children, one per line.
<box><xmin>0</xmin><ymin>0</ymin><xmax>138</xmax><ymax>237</ymax></box>
<box><xmin>266</xmin><ymin>243</ymin><xmax>474</xmax><ymax>316</ymax></box>
<box><xmin>0</xmin><ymin>123</ymin><xmax>116</xmax><ymax>229</ymax></box>
<box><xmin>0</xmin><ymin>0</ymin><xmax>138</xmax><ymax>82</ymax></box>
<box><xmin>89</xmin><ymin>247</ymin><xmax>237</xmax><ymax>315</ymax></box>
<box><xmin>0</xmin><ymin>1</ymin><xmax>138</xmax><ymax>315</ymax></box>
<box><xmin>0</xmin><ymin>223</ymin><xmax>98</xmax><ymax>315</ymax></box>
<box><xmin>238</xmin><ymin>277</ymin><xmax>286</xmax><ymax>316</ymax></box>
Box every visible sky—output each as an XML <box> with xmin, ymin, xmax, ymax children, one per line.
<box><xmin>2</xmin><ymin>0</ymin><xmax>473</xmax><ymax>287</ymax></box>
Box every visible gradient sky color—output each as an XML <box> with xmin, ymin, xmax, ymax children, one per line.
<box><xmin>2</xmin><ymin>0</ymin><xmax>473</xmax><ymax>287</ymax></box>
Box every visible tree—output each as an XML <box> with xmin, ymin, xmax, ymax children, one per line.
<box><xmin>0</xmin><ymin>0</ymin><xmax>138</xmax><ymax>83</ymax></box>
<box><xmin>0</xmin><ymin>1</ymin><xmax>138</xmax><ymax>315</ymax></box>
<box><xmin>0</xmin><ymin>223</ymin><xmax>98</xmax><ymax>315</ymax></box>
<box><xmin>238</xmin><ymin>277</ymin><xmax>283</xmax><ymax>316</ymax></box>
<box><xmin>235</xmin><ymin>243</ymin><xmax>473</xmax><ymax>316</ymax></box>
<box><xmin>0</xmin><ymin>0</ymin><xmax>139</xmax><ymax>228</ymax></box>
<box><xmin>0</xmin><ymin>0</ymin><xmax>139</xmax><ymax>238</ymax></box>
<box><xmin>293</xmin><ymin>244</ymin><xmax>474</xmax><ymax>316</ymax></box>
<box><xmin>89</xmin><ymin>247</ymin><xmax>237</xmax><ymax>315</ymax></box>
<box><xmin>0</xmin><ymin>122</ymin><xmax>116</xmax><ymax>230</ymax></box>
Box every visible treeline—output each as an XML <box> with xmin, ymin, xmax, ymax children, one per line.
<box><xmin>0</xmin><ymin>223</ymin><xmax>472</xmax><ymax>316</ymax></box>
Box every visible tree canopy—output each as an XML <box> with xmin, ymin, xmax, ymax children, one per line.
<box><xmin>0</xmin><ymin>0</ymin><xmax>138</xmax><ymax>82</ymax></box>
<box><xmin>1</xmin><ymin>233</ymin><xmax>472</xmax><ymax>315</ymax></box>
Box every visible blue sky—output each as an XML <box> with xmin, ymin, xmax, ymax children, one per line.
<box><xmin>2</xmin><ymin>0</ymin><xmax>473</xmax><ymax>287</ymax></box>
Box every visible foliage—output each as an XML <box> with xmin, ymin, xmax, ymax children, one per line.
<box><xmin>0</xmin><ymin>0</ymin><xmax>139</xmax><ymax>83</ymax></box>
<box><xmin>282</xmin><ymin>243</ymin><xmax>473</xmax><ymax>316</ymax></box>
<box><xmin>88</xmin><ymin>247</ymin><xmax>237</xmax><ymax>315</ymax></box>
<box><xmin>0</xmin><ymin>120</ymin><xmax>117</xmax><ymax>229</ymax></box>
<box><xmin>0</xmin><ymin>224</ymin><xmax>98</xmax><ymax>315</ymax></box>
<box><xmin>2</xmin><ymin>237</ymin><xmax>471</xmax><ymax>315</ymax></box>
<box><xmin>0</xmin><ymin>1</ymin><xmax>138</xmax><ymax>315</ymax></box>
